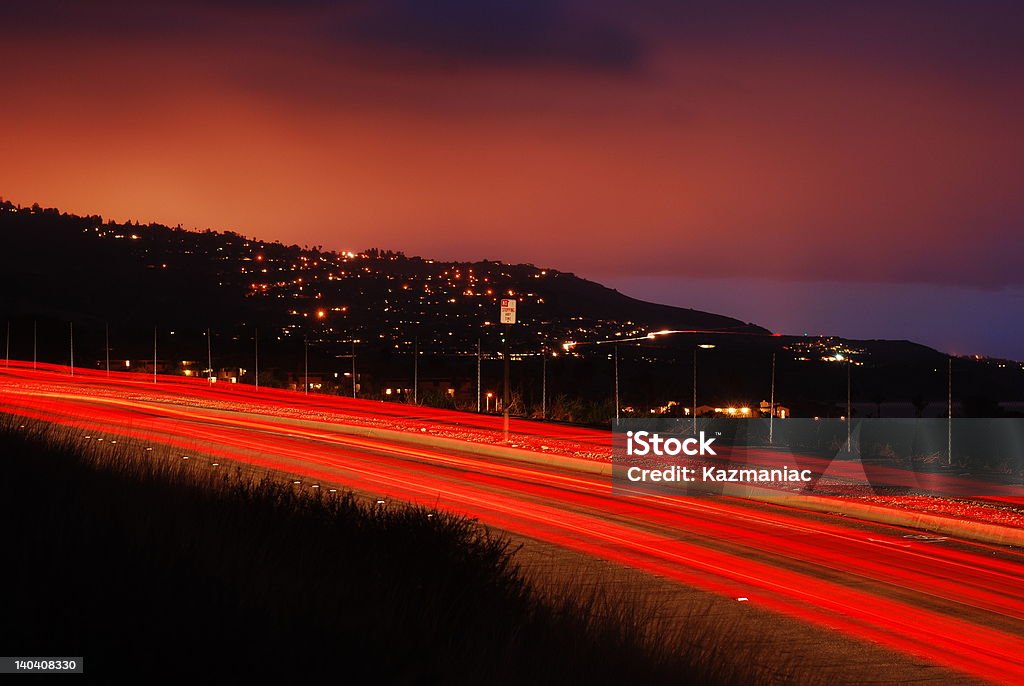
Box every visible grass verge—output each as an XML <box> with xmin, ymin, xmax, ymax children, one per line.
<box><xmin>0</xmin><ymin>416</ymin><xmax>809</xmax><ymax>683</ymax></box>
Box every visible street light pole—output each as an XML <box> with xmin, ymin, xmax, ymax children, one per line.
<box><xmin>69</xmin><ymin>322</ymin><xmax>74</xmax><ymax>376</ymax></box>
<box><xmin>153</xmin><ymin>326</ymin><xmax>157</xmax><ymax>384</ymax></box>
<box><xmin>769</xmin><ymin>352</ymin><xmax>776</xmax><ymax>445</ymax></box>
<box><xmin>105</xmin><ymin>322</ymin><xmax>110</xmax><ymax>377</ymax></box>
<box><xmin>206</xmin><ymin>328</ymin><xmax>213</xmax><ymax>381</ymax></box>
<box><xmin>562</xmin><ymin>330</ymin><xmax>727</xmax><ymax>430</ymax></box>
<box><xmin>32</xmin><ymin>320</ymin><xmax>37</xmax><ymax>370</ymax></box>
<box><xmin>413</xmin><ymin>336</ymin><xmax>419</xmax><ymax>405</ymax></box>
<box><xmin>692</xmin><ymin>344</ymin><xmax>716</xmax><ymax>431</ymax></box>
<box><xmin>476</xmin><ymin>338</ymin><xmax>482</xmax><ymax>413</ymax></box>
<box><xmin>948</xmin><ymin>356</ymin><xmax>953</xmax><ymax>466</ymax></box>
<box><xmin>351</xmin><ymin>340</ymin><xmax>356</xmax><ymax>398</ymax></box>
<box><xmin>692</xmin><ymin>348</ymin><xmax>697</xmax><ymax>432</ymax></box>
<box><xmin>541</xmin><ymin>347</ymin><xmax>547</xmax><ymax>421</ymax></box>
<box><xmin>304</xmin><ymin>338</ymin><xmax>308</xmax><ymax>395</ymax></box>
<box><xmin>846</xmin><ymin>359</ymin><xmax>852</xmax><ymax>452</ymax></box>
<box><xmin>4</xmin><ymin>320</ymin><xmax>9</xmax><ymax>368</ymax></box>
<box><xmin>614</xmin><ymin>344</ymin><xmax>619</xmax><ymax>422</ymax></box>
<box><xmin>254</xmin><ymin>328</ymin><xmax>259</xmax><ymax>392</ymax></box>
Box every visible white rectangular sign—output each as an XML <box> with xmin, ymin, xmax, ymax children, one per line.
<box><xmin>500</xmin><ymin>298</ymin><xmax>517</xmax><ymax>324</ymax></box>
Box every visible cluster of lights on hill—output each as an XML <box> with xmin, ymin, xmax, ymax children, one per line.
<box><xmin>73</xmin><ymin>214</ymin><xmax>656</xmax><ymax>354</ymax></box>
<box><xmin>784</xmin><ymin>337</ymin><xmax>867</xmax><ymax>365</ymax></box>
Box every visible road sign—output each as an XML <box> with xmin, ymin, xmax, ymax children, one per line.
<box><xmin>500</xmin><ymin>298</ymin><xmax>517</xmax><ymax>324</ymax></box>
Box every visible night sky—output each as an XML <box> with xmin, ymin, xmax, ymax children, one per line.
<box><xmin>2</xmin><ymin>1</ymin><xmax>1022</xmax><ymax>358</ymax></box>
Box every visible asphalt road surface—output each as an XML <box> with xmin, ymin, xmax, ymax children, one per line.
<box><xmin>2</xmin><ymin>362</ymin><xmax>1023</xmax><ymax>684</ymax></box>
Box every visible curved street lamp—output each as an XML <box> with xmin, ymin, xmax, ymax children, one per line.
<box><xmin>563</xmin><ymin>329</ymin><xmax>721</xmax><ymax>425</ymax></box>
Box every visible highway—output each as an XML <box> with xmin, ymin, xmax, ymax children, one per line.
<box><xmin>2</xmin><ymin>362</ymin><xmax>1024</xmax><ymax>684</ymax></box>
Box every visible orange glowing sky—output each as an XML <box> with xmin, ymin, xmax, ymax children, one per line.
<box><xmin>2</xmin><ymin>1</ymin><xmax>1023</xmax><ymax>356</ymax></box>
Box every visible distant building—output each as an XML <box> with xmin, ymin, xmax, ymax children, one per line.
<box><xmin>376</xmin><ymin>376</ymin><xmax>474</xmax><ymax>403</ymax></box>
<box><xmin>759</xmin><ymin>400</ymin><xmax>790</xmax><ymax>419</ymax></box>
<box><xmin>213</xmin><ymin>367</ymin><xmax>247</xmax><ymax>384</ymax></box>
<box><xmin>104</xmin><ymin>358</ymin><xmax>173</xmax><ymax>374</ymax></box>
<box><xmin>694</xmin><ymin>405</ymin><xmax>718</xmax><ymax>417</ymax></box>
<box><xmin>286</xmin><ymin>371</ymin><xmax>354</xmax><ymax>394</ymax></box>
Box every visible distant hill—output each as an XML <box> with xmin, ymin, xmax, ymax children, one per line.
<box><xmin>0</xmin><ymin>199</ymin><xmax>765</xmax><ymax>347</ymax></box>
<box><xmin>2</xmin><ymin>198</ymin><xmax>1021</xmax><ymax>415</ymax></box>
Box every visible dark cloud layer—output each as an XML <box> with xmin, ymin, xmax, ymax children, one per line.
<box><xmin>6</xmin><ymin>1</ymin><xmax>1024</xmax><ymax>75</ymax></box>
<box><xmin>335</xmin><ymin>0</ymin><xmax>641</xmax><ymax>70</ymax></box>
<box><xmin>1</xmin><ymin>0</ymin><xmax>642</xmax><ymax>70</ymax></box>
<box><xmin>1</xmin><ymin>1</ymin><xmax>1023</xmax><ymax>354</ymax></box>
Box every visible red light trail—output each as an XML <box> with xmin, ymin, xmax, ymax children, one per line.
<box><xmin>2</xmin><ymin>362</ymin><xmax>1023</xmax><ymax>683</ymax></box>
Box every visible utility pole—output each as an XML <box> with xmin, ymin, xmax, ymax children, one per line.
<box><xmin>69</xmin><ymin>322</ymin><xmax>74</xmax><ymax>376</ymax></box>
<box><xmin>769</xmin><ymin>352</ymin><xmax>776</xmax><ymax>446</ymax></box>
<box><xmin>846</xmin><ymin>360</ymin><xmax>852</xmax><ymax>452</ymax></box>
<box><xmin>613</xmin><ymin>344</ymin><xmax>619</xmax><ymax>422</ymax></box>
<box><xmin>692</xmin><ymin>343</ymin><xmax>716</xmax><ymax>432</ymax></box>
<box><xmin>948</xmin><ymin>356</ymin><xmax>953</xmax><ymax>466</ymax></box>
<box><xmin>476</xmin><ymin>338</ymin><xmax>482</xmax><ymax>413</ymax></box>
<box><xmin>541</xmin><ymin>347</ymin><xmax>547</xmax><ymax>420</ymax></box>
<box><xmin>413</xmin><ymin>336</ymin><xmax>419</xmax><ymax>404</ymax></box>
<box><xmin>153</xmin><ymin>326</ymin><xmax>158</xmax><ymax>383</ymax></box>
<box><xmin>105</xmin><ymin>322</ymin><xmax>110</xmax><ymax>377</ymax></box>
<box><xmin>254</xmin><ymin>328</ymin><xmax>259</xmax><ymax>392</ymax></box>
<box><xmin>692</xmin><ymin>348</ymin><xmax>697</xmax><ymax>432</ymax></box>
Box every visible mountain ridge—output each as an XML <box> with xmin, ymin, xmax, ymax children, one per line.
<box><xmin>0</xmin><ymin>199</ymin><xmax>767</xmax><ymax>346</ymax></box>
<box><xmin>3</xmin><ymin>198</ymin><xmax>1021</xmax><ymax>416</ymax></box>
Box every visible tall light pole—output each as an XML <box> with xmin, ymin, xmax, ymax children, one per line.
<box><xmin>561</xmin><ymin>340</ymin><xmax>619</xmax><ymax>422</ymax></box>
<box><xmin>476</xmin><ymin>338</ymin><xmax>482</xmax><ymax>413</ymax></box>
<box><xmin>769</xmin><ymin>352</ymin><xmax>777</xmax><ymax>446</ymax></box>
<box><xmin>206</xmin><ymin>328</ymin><xmax>213</xmax><ymax>381</ymax></box>
<box><xmin>565</xmin><ymin>330</ymin><xmax>731</xmax><ymax>427</ymax></box>
<box><xmin>69</xmin><ymin>322</ymin><xmax>74</xmax><ymax>376</ymax></box>
<box><xmin>693</xmin><ymin>344</ymin><xmax>716</xmax><ymax>431</ymax></box>
<box><xmin>413</xmin><ymin>336</ymin><xmax>419</xmax><ymax>405</ymax></box>
<box><xmin>947</xmin><ymin>356</ymin><xmax>953</xmax><ymax>466</ymax></box>
<box><xmin>153</xmin><ymin>326</ymin><xmax>158</xmax><ymax>384</ymax></box>
<box><xmin>846</xmin><ymin>358</ymin><xmax>852</xmax><ymax>452</ymax></box>
<box><xmin>333</xmin><ymin>340</ymin><xmax>358</xmax><ymax>398</ymax></box>
<box><xmin>613</xmin><ymin>344</ymin><xmax>620</xmax><ymax>422</ymax></box>
<box><xmin>303</xmin><ymin>338</ymin><xmax>308</xmax><ymax>395</ymax></box>
<box><xmin>4</xmin><ymin>320</ymin><xmax>9</xmax><ymax>368</ymax></box>
<box><xmin>105</xmin><ymin>322</ymin><xmax>110</xmax><ymax>377</ymax></box>
<box><xmin>541</xmin><ymin>347</ymin><xmax>547</xmax><ymax>421</ymax></box>
<box><xmin>32</xmin><ymin>320</ymin><xmax>36</xmax><ymax>370</ymax></box>
<box><xmin>692</xmin><ymin>348</ymin><xmax>697</xmax><ymax>431</ymax></box>
<box><xmin>254</xmin><ymin>327</ymin><xmax>259</xmax><ymax>392</ymax></box>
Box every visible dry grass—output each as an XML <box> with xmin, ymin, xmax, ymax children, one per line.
<box><xmin>1</xmin><ymin>415</ymin><xmax>826</xmax><ymax>683</ymax></box>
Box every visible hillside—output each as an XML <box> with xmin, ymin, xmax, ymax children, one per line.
<box><xmin>2</xmin><ymin>199</ymin><xmax>1021</xmax><ymax>416</ymax></box>
<box><xmin>0</xmin><ymin>200</ymin><xmax>764</xmax><ymax>353</ymax></box>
